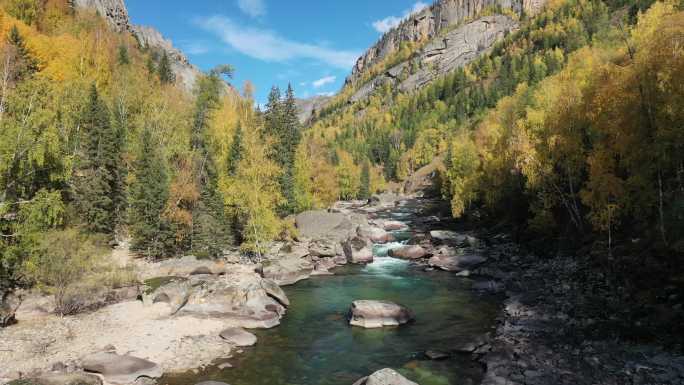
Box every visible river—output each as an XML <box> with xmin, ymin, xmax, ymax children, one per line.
<box><xmin>163</xmin><ymin>203</ymin><xmax>501</xmax><ymax>385</ymax></box>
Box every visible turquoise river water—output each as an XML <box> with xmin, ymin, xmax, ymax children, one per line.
<box><xmin>163</xmin><ymin>241</ymin><xmax>501</xmax><ymax>385</ymax></box>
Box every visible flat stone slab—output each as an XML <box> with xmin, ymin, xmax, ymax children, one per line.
<box><xmin>219</xmin><ymin>327</ymin><xmax>257</xmax><ymax>347</ymax></box>
<box><xmin>349</xmin><ymin>300</ymin><xmax>414</xmax><ymax>328</ymax></box>
<box><xmin>81</xmin><ymin>352</ymin><xmax>162</xmax><ymax>385</ymax></box>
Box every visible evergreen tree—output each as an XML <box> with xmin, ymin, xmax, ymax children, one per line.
<box><xmin>264</xmin><ymin>86</ymin><xmax>282</xmax><ymax>138</ymax></box>
<box><xmin>74</xmin><ymin>83</ymin><xmax>123</xmax><ymax>235</ymax></box>
<box><xmin>157</xmin><ymin>52</ymin><xmax>175</xmax><ymax>84</ymax></box>
<box><xmin>117</xmin><ymin>45</ymin><xmax>130</xmax><ymax>66</ymax></box>
<box><xmin>8</xmin><ymin>25</ymin><xmax>38</xmax><ymax>79</ymax></box>
<box><xmin>129</xmin><ymin>127</ymin><xmax>171</xmax><ymax>259</ymax></box>
<box><xmin>189</xmin><ymin>69</ymin><xmax>234</xmax><ymax>257</ymax></box>
<box><xmin>227</xmin><ymin>120</ymin><xmax>243</xmax><ymax>176</ymax></box>
<box><xmin>360</xmin><ymin>159</ymin><xmax>371</xmax><ymax>200</ymax></box>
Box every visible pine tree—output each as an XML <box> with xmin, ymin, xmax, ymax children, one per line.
<box><xmin>157</xmin><ymin>52</ymin><xmax>175</xmax><ymax>84</ymax></box>
<box><xmin>227</xmin><ymin>120</ymin><xmax>243</xmax><ymax>176</ymax></box>
<box><xmin>189</xmin><ymin>70</ymin><xmax>233</xmax><ymax>257</ymax></box>
<box><xmin>8</xmin><ymin>25</ymin><xmax>38</xmax><ymax>79</ymax></box>
<box><xmin>75</xmin><ymin>83</ymin><xmax>123</xmax><ymax>235</ymax></box>
<box><xmin>129</xmin><ymin>127</ymin><xmax>171</xmax><ymax>259</ymax></box>
<box><xmin>117</xmin><ymin>45</ymin><xmax>130</xmax><ymax>66</ymax></box>
<box><xmin>278</xmin><ymin>84</ymin><xmax>302</xmax><ymax>212</ymax></box>
<box><xmin>360</xmin><ymin>159</ymin><xmax>371</xmax><ymax>200</ymax></box>
<box><xmin>264</xmin><ymin>86</ymin><xmax>282</xmax><ymax>138</ymax></box>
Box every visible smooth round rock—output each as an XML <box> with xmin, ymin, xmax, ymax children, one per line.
<box><xmin>219</xmin><ymin>327</ymin><xmax>257</xmax><ymax>346</ymax></box>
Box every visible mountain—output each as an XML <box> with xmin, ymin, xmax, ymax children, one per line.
<box><xmin>297</xmin><ymin>0</ymin><xmax>548</xmax><ymax>122</ymax></box>
<box><xmin>295</xmin><ymin>95</ymin><xmax>332</xmax><ymax>124</ymax></box>
<box><xmin>74</xmin><ymin>0</ymin><xmax>202</xmax><ymax>91</ymax></box>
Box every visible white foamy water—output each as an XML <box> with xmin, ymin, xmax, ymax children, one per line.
<box><xmin>362</xmin><ymin>256</ymin><xmax>409</xmax><ymax>277</ymax></box>
<box><xmin>372</xmin><ymin>241</ymin><xmax>406</xmax><ymax>257</ymax></box>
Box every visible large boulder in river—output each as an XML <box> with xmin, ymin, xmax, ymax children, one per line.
<box><xmin>428</xmin><ymin>246</ymin><xmax>486</xmax><ymax>272</ymax></box>
<box><xmin>357</xmin><ymin>225</ymin><xmax>394</xmax><ymax>244</ymax></box>
<box><xmin>7</xmin><ymin>373</ymin><xmax>103</xmax><ymax>385</ymax></box>
<box><xmin>262</xmin><ymin>256</ymin><xmax>313</xmax><ymax>286</ymax></box>
<box><xmin>342</xmin><ymin>236</ymin><xmax>373</xmax><ymax>264</ymax></box>
<box><xmin>81</xmin><ymin>352</ymin><xmax>162</xmax><ymax>385</ymax></box>
<box><xmin>352</xmin><ymin>368</ymin><xmax>418</xmax><ymax>385</ymax></box>
<box><xmin>219</xmin><ymin>327</ymin><xmax>257</xmax><ymax>346</ymax></box>
<box><xmin>388</xmin><ymin>245</ymin><xmax>428</xmax><ymax>260</ymax></box>
<box><xmin>349</xmin><ymin>300</ymin><xmax>414</xmax><ymax>328</ymax></box>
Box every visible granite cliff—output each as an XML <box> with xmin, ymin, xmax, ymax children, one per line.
<box><xmin>73</xmin><ymin>0</ymin><xmax>202</xmax><ymax>91</ymax></box>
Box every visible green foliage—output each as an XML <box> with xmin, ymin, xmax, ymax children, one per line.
<box><xmin>227</xmin><ymin>120</ymin><xmax>243</xmax><ymax>176</ymax></box>
<box><xmin>23</xmin><ymin>228</ymin><xmax>105</xmax><ymax>315</ymax></box>
<box><xmin>74</xmin><ymin>83</ymin><xmax>124</xmax><ymax>235</ymax></box>
<box><xmin>359</xmin><ymin>159</ymin><xmax>371</xmax><ymax>200</ymax></box>
<box><xmin>117</xmin><ymin>45</ymin><xmax>130</xmax><ymax>66</ymax></box>
<box><xmin>128</xmin><ymin>127</ymin><xmax>172</xmax><ymax>259</ymax></box>
<box><xmin>5</xmin><ymin>0</ymin><xmax>40</xmax><ymax>25</ymax></box>
<box><xmin>157</xmin><ymin>52</ymin><xmax>175</xmax><ymax>84</ymax></box>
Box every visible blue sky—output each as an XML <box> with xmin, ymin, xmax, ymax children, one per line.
<box><xmin>127</xmin><ymin>0</ymin><xmax>429</xmax><ymax>105</ymax></box>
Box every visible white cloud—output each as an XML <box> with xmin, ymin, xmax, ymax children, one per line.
<box><xmin>312</xmin><ymin>75</ymin><xmax>336</xmax><ymax>88</ymax></box>
<box><xmin>237</xmin><ymin>0</ymin><xmax>266</xmax><ymax>18</ymax></box>
<box><xmin>372</xmin><ymin>2</ymin><xmax>429</xmax><ymax>33</ymax></box>
<box><xmin>180</xmin><ymin>40</ymin><xmax>210</xmax><ymax>55</ymax></box>
<box><xmin>317</xmin><ymin>92</ymin><xmax>335</xmax><ymax>97</ymax></box>
<box><xmin>197</xmin><ymin>16</ymin><xmax>359</xmax><ymax>69</ymax></box>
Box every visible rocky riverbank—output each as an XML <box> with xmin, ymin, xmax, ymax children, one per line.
<box><xmin>0</xmin><ymin>193</ymin><xmax>413</xmax><ymax>385</ymax></box>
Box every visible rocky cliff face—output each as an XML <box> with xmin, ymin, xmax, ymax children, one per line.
<box><xmin>130</xmin><ymin>25</ymin><xmax>202</xmax><ymax>92</ymax></box>
<box><xmin>73</xmin><ymin>0</ymin><xmax>202</xmax><ymax>91</ymax></box>
<box><xmin>347</xmin><ymin>0</ymin><xmax>547</xmax><ymax>86</ymax></box>
<box><xmin>73</xmin><ymin>0</ymin><xmax>129</xmax><ymax>32</ymax></box>
<box><xmin>295</xmin><ymin>95</ymin><xmax>332</xmax><ymax>124</ymax></box>
<box><xmin>350</xmin><ymin>14</ymin><xmax>518</xmax><ymax>103</ymax></box>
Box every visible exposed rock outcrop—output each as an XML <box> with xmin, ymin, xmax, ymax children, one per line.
<box><xmin>350</xmin><ymin>15</ymin><xmax>518</xmax><ymax>103</ymax></box>
<box><xmin>73</xmin><ymin>0</ymin><xmax>129</xmax><ymax>32</ymax></box>
<box><xmin>131</xmin><ymin>25</ymin><xmax>203</xmax><ymax>91</ymax></box>
<box><xmin>347</xmin><ymin>0</ymin><xmax>547</xmax><ymax>86</ymax></box>
<box><xmin>295</xmin><ymin>95</ymin><xmax>332</xmax><ymax>123</ymax></box>
<box><xmin>73</xmin><ymin>0</ymin><xmax>204</xmax><ymax>92</ymax></box>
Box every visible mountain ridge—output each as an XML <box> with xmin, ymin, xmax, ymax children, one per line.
<box><xmin>73</xmin><ymin>0</ymin><xmax>202</xmax><ymax>91</ymax></box>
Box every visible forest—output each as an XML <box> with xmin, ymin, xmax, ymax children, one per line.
<box><xmin>311</xmin><ymin>0</ymin><xmax>684</xmax><ymax>262</ymax></box>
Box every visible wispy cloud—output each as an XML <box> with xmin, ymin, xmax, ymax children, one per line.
<box><xmin>372</xmin><ymin>2</ymin><xmax>429</xmax><ymax>33</ymax></box>
<box><xmin>312</xmin><ymin>75</ymin><xmax>336</xmax><ymax>88</ymax></box>
<box><xmin>237</xmin><ymin>0</ymin><xmax>266</xmax><ymax>18</ymax></box>
<box><xmin>180</xmin><ymin>40</ymin><xmax>210</xmax><ymax>55</ymax></box>
<box><xmin>317</xmin><ymin>92</ymin><xmax>335</xmax><ymax>97</ymax></box>
<box><xmin>197</xmin><ymin>16</ymin><xmax>359</xmax><ymax>69</ymax></box>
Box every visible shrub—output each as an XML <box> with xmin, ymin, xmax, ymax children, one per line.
<box><xmin>23</xmin><ymin>229</ymin><xmax>105</xmax><ymax>315</ymax></box>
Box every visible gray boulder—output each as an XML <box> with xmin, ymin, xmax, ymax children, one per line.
<box><xmin>81</xmin><ymin>352</ymin><xmax>162</xmax><ymax>385</ymax></box>
<box><xmin>388</xmin><ymin>245</ymin><xmax>428</xmax><ymax>260</ymax></box>
<box><xmin>342</xmin><ymin>237</ymin><xmax>373</xmax><ymax>264</ymax></box>
<box><xmin>353</xmin><ymin>368</ymin><xmax>418</xmax><ymax>385</ymax></box>
<box><xmin>262</xmin><ymin>256</ymin><xmax>313</xmax><ymax>286</ymax></box>
<box><xmin>219</xmin><ymin>327</ymin><xmax>257</xmax><ymax>347</ymax></box>
<box><xmin>178</xmin><ymin>269</ymin><xmax>286</xmax><ymax>329</ymax></box>
<box><xmin>349</xmin><ymin>300</ymin><xmax>414</xmax><ymax>328</ymax></box>
<box><xmin>428</xmin><ymin>246</ymin><xmax>486</xmax><ymax>272</ymax></box>
<box><xmin>143</xmin><ymin>277</ymin><xmax>192</xmax><ymax>314</ymax></box>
